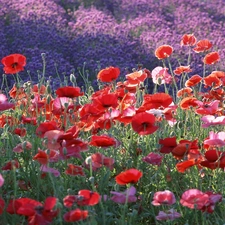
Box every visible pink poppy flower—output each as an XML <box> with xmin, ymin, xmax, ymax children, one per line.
<box><xmin>152</xmin><ymin>190</ymin><xmax>176</xmax><ymax>206</ymax></box>
<box><xmin>201</xmin><ymin>191</ymin><xmax>222</xmax><ymax>213</ymax></box>
<box><xmin>180</xmin><ymin>189</ymin><xmax>209</xmax><ymax>209</ymax></box>
<box><xmin>142</xmin><ymin>152</ymin><xmax>163</xmax><ymax>166</ymax></box>
<box><xmin>204</xmin><ymin>131</ymin><xmax>225</xmax><ymax>147</ymax></box>
<box><xmin>151</xmin><ymin>67</ymin><xmax>172</xmax><ymax>85</ymax></box>
<box><xmin>0</xmin><ymin>94</ymin><xmax>15</xmax><ymax>111</ymax></box>
<box><xmin>201</xmin><ymin>115</ymin><xmax>225</xmax><ymax>128</ymax></box>
<box><xmin>195</xmin><ymin>100</ymin><xmax>220</xmax><ymax>115</ymax></box>
<box><xmin>110</xmin><ymin>186</ymin><xmax>137</xmax><ymax>204</ymax></box>
<box><xmin>40</xmin><ymin>165</ymin><xmax>60</xmax><ymax>177</ymax></box>
<box><xmin>156</xmin><ymin>209</ymin><xmax>181</xmax><ymax>221</ymax></box>
<box><xmin>13</xmin><ymin>141</ymin><xmax>32</xmax><ymax>153</ymax></box>
<box><xmin>0</xmin><ymin>174</ymin><xmax>4</xmax><ymax>187</ymax></box>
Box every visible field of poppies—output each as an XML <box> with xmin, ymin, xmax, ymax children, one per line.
<box><xmin>1</xmin><ymin>0</ymin><xmax>225</xmax><ymax>225</ymax></box>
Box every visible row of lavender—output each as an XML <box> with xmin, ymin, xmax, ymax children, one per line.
<box><xmin>0</xmin><ymin>0</ymin><xmax>225</xmax><ymax>87</ymax></box>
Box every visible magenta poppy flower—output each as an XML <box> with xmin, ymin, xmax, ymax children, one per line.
<box><xmin>110</xmin><ymin>186</ymin><xmax>137</xmax><ymax>204</ymax></box>
<box><xmin>201</xmin><ymin>115</ymin><xmax>225</xmax><ymax>128</ymax></box>
<box><xmin>142</xmin><ymin>152</ymin><xmax>163</xmax><ymax>166</ymax></box>
<box><xmin>152</xmin><ymin>190</ymin><xmax>176</xmax><ymax>206</ymax></box>
<box><xmin>156</xmin><ymin>209</ymin><xmax>181</xmax><ymax>221</ymax></box>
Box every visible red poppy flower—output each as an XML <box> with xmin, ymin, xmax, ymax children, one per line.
<box><xmin>7</xmin><ymin>197</ymin><xmax>58</xmax><ymax>224</ymax></box>
<box><xmin>155</xmin><ymin>45</ymin><xmax>173</xmax><ymax>60</ymax></box>
<box><xmin>0</xmin><ymin>198</ymin><xmax>5</xmax><ymax>215</ymax></box>
<box><xmin>173</xmin><ymin>65</ymin><xmax>192</xmax><ymax>76</ymax></box>
<box><xmin>159</xmin><ymin>137</ymin><xmax>177</xmax><ymax>154</ymax></box>
<box><xmin>139</xmin><ymin>93</ymin><xmax>173</xmax><ymax>111</ymax></box>
<box><xmin>90</xmin><ymin>152</ymin><xmax>115</xmax><ymax>170</ymax></box>
<box><xmin>1</xmin><ymin>54</ymin><xmax>26</xmax><ymax>74</ymax></box>
<box><xmin>55</xmin><ymin>86</ymin><xmax>84</xmax><ymax>98</ymax></box>
<box><xmin>193</xmin><ymin>39</ymin><xmax>212</xmax><ymax>53</ymax></box>
<box><xmin>172</xmin><ymin>143</ymin><xmax>190</xmax><ymax>160</ymax></box>
<box><xmin>36</xmin><ymin>121</ymin><xmax>58</xmax><ymax>138</ymax></box>
<box><xmin>2</xmin><ymin>160</ymin><xmax>20</xmax><ymax>170</ymax></box>
<box><xmin>131</xmin><ymin>112</ymin><xmax>158</xmax><ymax>135</ymax></box>
<box><xmin>97</xmin><ymin>66</ymin><xmax>120</xmax><ymax>82</ymax></box>
<box><xmin>65</xmin><ymin>164</ymin><xmax>85</xmax><ymax>176</ymax></box>
<box><xmin>93</xmin><ymin>93</ymin><xmax>119</xmax><ymax>111</ymax></box>
<box><xmin>89</xmin><ymin>135</ymin><xmax>118</xmax><ymax>147</ymax></box>
<box><xmin>33</xmin><ymin>149</ymin><xmax>49</xmax><ymax>165</ymax></box>
<box><xmin>77</xmin><ymin>190</ymin><xmax>100</xmax><ymax>206</ymax></box>
<box><xmin>185</xmin><ymin>75</ymin><xmax>202</xmax><ymax>87</ymax></box>
<box><xmin>115</xmin><ymin>168</ymin><xmax>143</xmax><ymax>185</ymax></box>
<box><xmin>63</xmin><ymin>208</ymin><xmax>88</xmax><ymax>222</ymax></box>
<box><xmin>180</xmin><ymin>34</ymin><xmax>197</xmax><ymax>46</ymax></box>
<box><xmin>203</xmin><ymin>52</ymin><xmax>220</xmax><ymax>65</ymax></box>
<box><xmin>13</xmin><ymin>127</ymin><xmax>27</xmax><ymax>137</ymax></box>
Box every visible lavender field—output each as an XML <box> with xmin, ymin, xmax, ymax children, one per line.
<box><xmin>1</xmin><ymin>0</ymin><xmax>225</xmax><ymax>87</ymax></box>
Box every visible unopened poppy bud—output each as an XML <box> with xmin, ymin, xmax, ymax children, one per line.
<box><xmin>85</xmin><ymin>156</ymin><xmax>92</xmax><ymax>165</ymax></box>
<box><xmin>55</xmin><ymin>200</ymin><xmax>63</xmax><ymax>209</ymax></box>
<box><xmin>70</xmin><ymin>74</ymin><xmax>76</xmax><ymax>83</ymax></box>
<box><xmin>89</xmin><ymin>176</ymin><xmax>95</xmax><ymax>184</ymax></box>
<box><xmin>63</xmin><ymin>147</ymin><xmax>67</xmax><ymax>155</ymax></box>
<box><xmin>47</xmin><ymin>85</ymin><xmax>51</xmax><ymax>94</ymax></box>
<box><xmin>41</xmin><ymin>53</ymin><xmax>46</xmax><ymax>59</ymax></box>
<box><xmin>22</xmin><ymin>141</ymin><xmax>27</xmax><ymax>149</ymax></box>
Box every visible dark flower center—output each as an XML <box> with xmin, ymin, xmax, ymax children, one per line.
<box><xmin>11</xmin><ymin>62</ymin><xmax>18</xmax><ymax>69</ymax></box>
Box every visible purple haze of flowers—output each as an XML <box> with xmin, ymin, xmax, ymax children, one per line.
<box><xmin>110</xmin><ymin>186</ymin><xmax>137</xmax><ymax>204</ymax></box>
<box><xmin>1</xmin><ymin>0</ymin><xmax>225</xmax><ymax>89</ymax></box>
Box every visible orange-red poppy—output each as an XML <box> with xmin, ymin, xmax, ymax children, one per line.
<box><xmin>203</xmin><ymin>52</ymin><xmax>220</xmax><ymax>65</ymax></box>
<box><xmin>155</xmin><ymin>45</ymin><xmax>173</xmax><ymax>60</ymax></box>
<box><xmin>33</xmin><ymin>149</ymin><xmax>49</xmax><ymax>165</ymax></box>
<box><xmin>115</xmin><ymin>168</ymin><xmax>143</xmax><ymax>185</ymax></box>
<box><xmin>97</xmin><ymin>66</ymin><xmax>120</xmax><ymax>82</ymax></box>
<box><xmin>193</xmin><ymin>39</ymin><xmax>212</xmax><ymax>53</ymax></box>
<box><xmin>203</xmin><ymin>73</ymin><xmax>222</xmax><ymax>88</ymax></box>
<box><xmin>177</xmin><ymin>87</ymin><xmax>193</xmax><ymax>98</ymax></box>
<box><xmin>185</xmin><ymin>75</ymin><xmax>202</xmax><ymax>87</ymax></box>
<box><xmin>180</xmin><ymin>97</ymin><xmax>198</xmax><ymax>110</ymax></box>
<box><xmin>176</xmin><ymin>159</ymin><xmax>197</xmax><ymax>173</ymax></box>
<box><xmin>174</xmin><ymin>65</ymin><xmax>192</xmax><ymax>76</ymax></box>
<box><xmin>180</xmin><ymin>34</ymin><xmax>197</xmax><ymax>46</ymax></box>
<box><xmin>126</xmin><ymin>70</ymin><xmax>147</xmax><ymax>83</ymax></box>
<box><xmin>1</xmin><ymin>54</ymin><xmax>26</xmax><ymax>74</ymax></box>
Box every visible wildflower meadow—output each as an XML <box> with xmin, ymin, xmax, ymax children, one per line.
<box><xmin>1</xmin><ymin>0</ymin><xmax>225</xmax><ymax>225</ymax></box>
